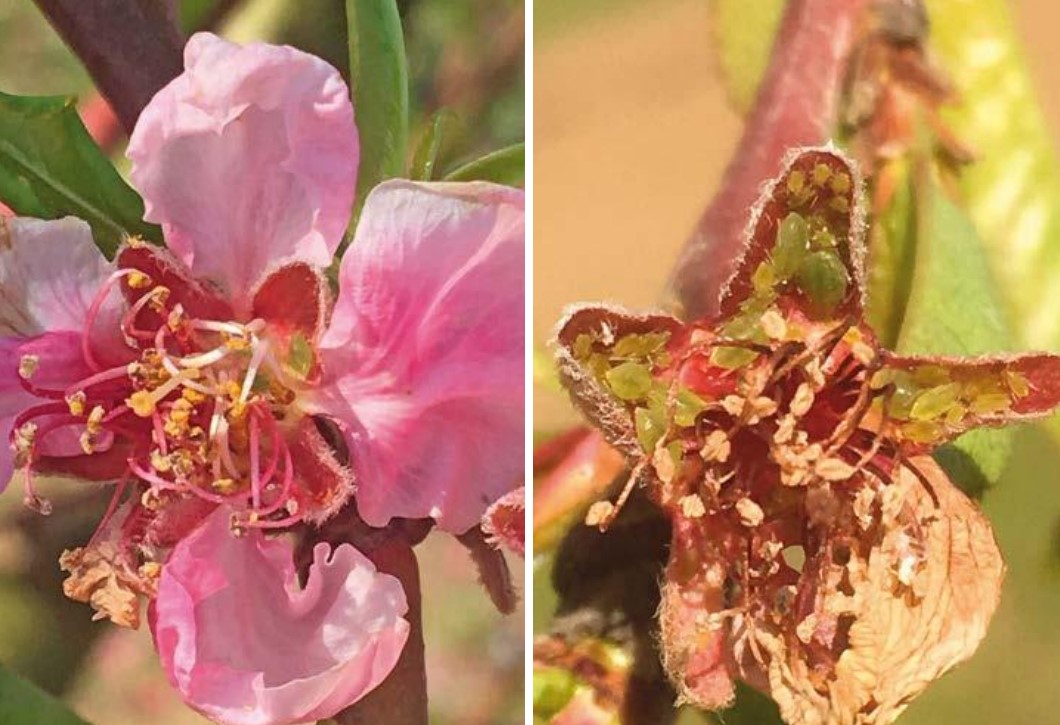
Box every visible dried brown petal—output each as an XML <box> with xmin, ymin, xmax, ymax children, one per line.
<box><xmin>59</xmin><ymin>544</ymin><xmax>149</xmax><ymax>628</ymax></box>
<box><xmin>738</xmin><ymin>456</ymin><xmax>1003</xmax><ymax>725</ymax></box>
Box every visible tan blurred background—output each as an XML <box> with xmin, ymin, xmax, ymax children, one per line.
<box><xmin>534</xmin><ymin>1</ymin><xmax>1060</xmax><ymax>723</ymax></box>
<box><xmin>534</xmin><ymin>0</ymin><xmax>1060</xmax><ymax>350</ymax></box>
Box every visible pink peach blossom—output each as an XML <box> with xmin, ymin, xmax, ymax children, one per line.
<box><xmin>0</xmin><ymin>32</ymin><xmax>523</xmax><ymax>725</ymax></box>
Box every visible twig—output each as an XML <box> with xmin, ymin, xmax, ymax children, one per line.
<box><xmin>668</xmin><ymin>0</ymin><xmax>871</xmax><ymax>319</ymax></box>
<box><xmin>32</xmin><ymin>0</ymin><xmax>185</xmax><ymax>133</ymax></box>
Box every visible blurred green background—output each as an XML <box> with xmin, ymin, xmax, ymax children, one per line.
<box><xmin>0</xmin><ymin>1</ymin><xmax>523</xmax><ymax>723</ymax></box>
<box><xmin>533</xmin><ymin>1</ymin><xmax>1060</xmax><ymax>723</ymax></box>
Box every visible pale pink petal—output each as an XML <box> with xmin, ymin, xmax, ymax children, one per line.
<box><xmin>314</xmin><ymin>180</ymin><xmax>524</xmax><ymax>532</ymax></box>
<box><xmin>0</xmin><ymin>218</ymin><xmax>118</xmax><ymax>491</ymax></box>
<box><xmin>0</xmin><ymin>217</ymin><xmax>112</xmax><ymax>336</ymax></box>
<box><xmin>151</xmin><ymin>508</ymin><xmax>408</xmax><ymax>725</ymax></box>
<box><xmin>128</xmin><ymin>32</ymin><xmax>358</xmax><ymax>314</ymax></box>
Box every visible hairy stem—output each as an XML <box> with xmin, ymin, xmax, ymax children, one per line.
<box><xmin>668</xmin><ymin>0</ymin><xmax>870</xmax><ymax>319</ymax></box>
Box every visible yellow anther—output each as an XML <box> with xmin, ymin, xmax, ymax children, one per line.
<box><xmin>66</xmin><ymin>391</ymin><xmax>87</xmax><ymax>416</ymax></box>
<box><xmin>14</xmin><ymin>422</ymin><xmax>37</xmax><ymax>448</ymax></box>
<box><xmin>225</xmin><ymin>381</ymin><xmax>242</xmax><ymax>400</ymax></box>
<box><xmin>181</xmin><ymin>387</ymin><xmax>206</xmax><ymax>405</ymax></box>
<box><xmin>12</xmin><ymin>423</ymin><xmax>38</xmax><ymax>465</ymax></box>
<box><xmin>150</xmin><ymin>450</ymin><xmax>173</xmax><ymax>472</ymax></box>
<box><xmin>139</xmin><ymin>561</ymin><xmax>161</xmax><ymax>580</ymax></box>
<box><xmin>79</xmin><ymin>430</ymin><xmax>97</xmax><ymax>455</ymax></box>
<box><xmin>224</xmin><ymin>335</ymin><xmax>251</xmax><ymax>352</ymax></box>
<box><xmin>148</xmin><ymin>286</ymin><xmax>171</xmax><ymax>311</ymax></box>
<box><xmin>127</xmin><ymin>270</ymin><xmax>153</xmax><ymax>289</ymax></box>
<box><xmin>125</xmin><ymin>235</ymin><xmax>146</xmax><ymax>248</ymax></box>
<box><xmin>18</xmin><ymin>355</ymin><xmax>39</xmax><ymax>380</ymax></box>
<box><xmin>86</xmin><ymin>405</ymin><xmax>106</xmax><ymax>433</ymax></box>
<box><xmin>127</xmin><ymin>391</ymin><xmax>157</xmax><ymax>417</ymax></box>
<box><xmin>127</xmin><ymin>369</ymin><xmax>201</xmax><ymax>418</ymax></box>
<box><xmin>212</xmin><ymin>478</ymin><xmax>239</xmax><ymax>495</ymax></box>
<box><xmin>228</xmin><ymin>400</ymin><xmax>248</xmax><ymax>422</ymax></box>
<box><xmin>141</xmin><ymin>488</ymin><xmax>162</xmax><ymax>510</ymax></box>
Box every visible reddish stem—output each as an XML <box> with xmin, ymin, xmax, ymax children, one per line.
<box><xmin>668</xmin><ymin>0</ymin><xmax>871</xmax><ymax>320</ymax></box>
<box><xmin>336</xmin><ymin>543</ymin><xmax>428</xmax><ymax>725</ymax></box>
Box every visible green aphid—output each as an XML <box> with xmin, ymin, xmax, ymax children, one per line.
<box><xmin>635</xmin><ymin>405</ymin><xmax>667</xmax><ymax>452</ymax></box>
<box><xmin>532</xmin><ymin>667</ymin><xmax>580</xmax><ymax>718</ymax></box>
<box><xmin>572</xmin><ymin>333</ymin><xmax>595</xmax><ymax>361</ymax></box>
<box><xmin>752</xmin><ymin>262</ymin><xmax>778</xmax><ymax>297</ymax></box>
<box><xmin>911</xmin><ymin>365</ymin><xmax>951</xmax><ymax>387</ymax></box>
<box><xmin>586</xmin><ymin>352</ymin><xmax>611</xmax><ymax>381</ymax></box>
<box><xmin>902</xmin><ymin>420</ymin><xmax>942</xmax><ymax>443</ymax></box>
<box><xmin>1004</xmin><ymin>370</ymin><xmax>1031</xmax><ymax>398</ymax></box>
<box><xmin>711</xmin><ymin>345</ymin><xmax>758</xmax><ymax>370</ymax></box>
<box><xmin>970</xmin><ymin>392</ymin><xmax>1012</xmax><ymax>416</ymax></box>
<box><xmin>286</xmin><ymin>332</ymin><xmax>314</xmax><ymax>379</ymax></box>
<box><xmin>794</xmin><ymin>249</ymin><xmax>849</xmax><ymax>315</ymax></box>
<box><xmin>909</xmin><ymin>383</ymin><xmax>962</xmax><ymax>421</ymax></box>
<box><xmin>612</xmin><ymin>331</ymin><xmax>671</xmax><ymax>360</ymax></box>
<box><xmin>605</xmin><ymin>361</ymin><xmax>653</xmax><ymax>401</ymax></box>
<box><xmin>887</xmin><ymin>371</ymin><xmax>918</xmax><ymax>418</ymax></box>
<box><xmin>812</xmin><ymin>162</ymin><xmax>832</xmax><ymax>186</ymax></box>
<box><xmin>674</xmin><ymin>387</ymin><xmax>709</xmax><ymax>427</ymax></box>
<box><xmin>773</xmin><ymin>213</ymin><xmax>809</xmax><ymax>280</ymax></box>
<box><xmin>809</xmin><ymin>224</ymin><xmax>838</xmax><ymax>250</ymax></box>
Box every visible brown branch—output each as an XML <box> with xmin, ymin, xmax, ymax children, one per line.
<box><xmin>668</xmin><ymin>0</ymin><xmax>872</xmax><ymax>320</ymax></box>
<box><xmin>32</xmin><ymin>0</ymin><xmax>185</xmax><ymax>133</ymax></box>
<box><xmin>336</xmin><ymin>542</ymin><xmax>428</xmax><ymax>725</ymax></box>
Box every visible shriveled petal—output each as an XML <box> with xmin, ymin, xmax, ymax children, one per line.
<box><xmin>0</xmin><ymin>216</ymin><xmax>112</xmax><ymax>336</ymax></box>
<box><xmin>151</xmin><ymin>508</ymin><xmax>409</xmax><ymax>725</ymax></box>
<box><xmin>553</xmin><ymin>304</ymin><xmax>685</xmax><ymax>458</ymax></box>
<box><xmin>315</xmin><ymin>181</ymin><xmax>524</xmax><ymax>532</ymax></box>
<box><xmin>879</xmin><ymin>350</ymin><xmax>1060</xmax><ymax>449</ymax></box>
<box><xmin>738</xmin><ymin>457</ymin><xmax>1003</xmax><ymax>725</ymax></box>
<box><xmin>128</xmin><ymin>32</ymin><xmax>357</xmax><ymax>313</ymax></box>
<box><xmin>716</xmin><ymin>147</ymin><xmax>867</xmax><ymax>324</ymax></box>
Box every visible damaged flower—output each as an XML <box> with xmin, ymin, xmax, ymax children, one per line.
<box><xmin>1</xmin><ymin>32</ymin><xmax>523</xmax><ymax>725</ymax></box>
<box><xmin>554</xmin><ymin>147</ymin><xmax>1060</xmax><ymax>724</ymax></box>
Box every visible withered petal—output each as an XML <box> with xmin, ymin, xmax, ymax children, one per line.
<box><xmin>880</xmin><ymin>349</ymin><xmax>1060</xmax><ymax>450</ymax></box>
<box><xmin>743</xmin><ymin>455</ymin><xmax>1003</xmax><ymax>725</ymax></box>
<box><xmin>717</xmin><ymin>147</ymin><xmax>868</xmax><ymax>323</ymax></box>
<box><xmin>553</xmin><ymin>303</ymin><xmax>683</xmax><ymax>458</ymax></box>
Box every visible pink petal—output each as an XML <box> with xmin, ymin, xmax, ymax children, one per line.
<box><xmin>315</xmin><ymin>181</ymin><xmax>524</xmax><ymax>532</ymax></box>
<box><xmin>0</xmin><ymin>218</ymin><xmax>119</xmax><ymax>490</ymax></box>
<box><xmin>151</xmin><ymin>508</ymin><xmax>408</xmax><ymax>725</ymax></box>
<box><xmin>128</xmin><ymin>32</ymin><xmax>358</xmax><ymax>314</ymax></box>
<box><xmin>0</xmin><ymin>217</ymin><xmax>113</xmax><ymax>336</ymax></box>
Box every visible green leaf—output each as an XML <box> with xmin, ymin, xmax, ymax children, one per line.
<box><xmin>0</xmin><ymin>664</ymin><xmax>89</xmax><ymax>724</ymax></box>
<box><xmin>443</xmin><ymin>143</ymin><xmax>525</xmax><ymax>186</ymax></box>
<box><xmin>926</xmin><ymin>0</ymin><xmax>1060</xmax><ymax>352</ymax></box>
<box><xmin>895</xmin><ymin>173</ymin><xmax>1014</xmax><ymax>491</ymax></box>
<box><xmin>346</xmin><ymin>0</ymin><xmax>409</xmax><ymax>225</ymax></box>
<box><xmin>0</xmin><ymin>92</ymin><xmax>161</xmax><ymax>258</ymax></box>
<box><xmin>711</xmin><ymin>0</ymin><xmax>784</xmax><ymax>114</ymax></box>
<box><xmin>409</xmin><ymin>109</ymin><xmax>459</xmax><ymax>181</ymax></box>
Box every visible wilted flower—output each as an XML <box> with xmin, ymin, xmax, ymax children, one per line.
<box><xmin>1</xmin><ymin>32</ymin><xmax>523</xmax><ymax>725</ymax></box>
<box><xmin>554</xmin><ymin>147</ymin><xmax>1060</xmax><ymax>724</ymax></box>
